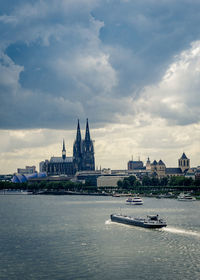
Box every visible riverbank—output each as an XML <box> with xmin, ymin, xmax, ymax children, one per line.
<box><xmin>36</xmin><ymin>190</ymin><xmax>110</xmax><ymax>196</ymax></box>
<box><xmin>1</xmin><ymin>189</ymin><xmax>199</xmax><ymax>200</ymax></box>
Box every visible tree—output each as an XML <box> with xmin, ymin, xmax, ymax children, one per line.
<box><xmin>184</xmin><ymin>177</ymin><xmax>194</xmax><ymax>186</ymax></box>
<box><xmin>127</xmin><ymin>175</ymin><xmax>137</xmax><ymax>186</ymax></box>
<box><xmin>194</xmin><ymin>178</ymin><xmax>200</xmax><ymax>186</ymax></box>
<box><xmin>169</xmin><ymin>176</ymin><xmax>193</xmax><ymax>186</ymax></box>
<box><xmin>142</xmin><ymin>176</ymin><xmax>151</xmax><ymax>186</ymax></box>
<box><xmin>151</xmin><ymin>177</ymin><xmax>159</xmax><ymax>186</ymax></box>
<box><xmin>160</xmin><ymin>177</ymin><xmax>168</xmax><ymax>186</ymax></box>
<box><xmin>134</xmin><ymin>180</ymin><xmax>141</xmax><ymax>187</ymax></box>
<box><xmin>85</xmin><ymin>179</ymin><xmax>93</xmax><ymax>186</ymax></box>
<box><xmin>122</xmin><ymin>178</ymin><xmax>131</xmax><ymax>189</ymax></box>
<box><xmin>117</xmin><ymin>180</ymin><xmax>123</xmax><ymax>188</ymax></box>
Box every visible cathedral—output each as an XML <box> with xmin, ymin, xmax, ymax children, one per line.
<box><xmin>40</xmin><ymin>119</ymin><xmax>95</xmax><ymax>176</ymax></box>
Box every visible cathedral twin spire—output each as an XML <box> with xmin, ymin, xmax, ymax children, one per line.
<box><xmin>73</xmin><ymin>118</ymin><xmax>95</xmax><ymax>171</ymax></box>
<box><xmin>85</xmin><ymin>118</ymin><xmax>91</xmax><ymax>142</ymax></box>
<box><xmin>61</xmin><ymin>119</ymin><xmax>95</xmax><ymax>170</ymax></box>
<box><xmin>75</xmin><ymin>118</ymin><xmax>90</xmax><ymax>142</ymax></box>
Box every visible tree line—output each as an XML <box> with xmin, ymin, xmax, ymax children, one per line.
<box><xmin>0</xmin><ymin>180</ymin><xmax>97</xmax><ymax>193</ymax></box>
<box><xmin>117</xmin><ymin>175</ymin><xmax>200</xmax><ymax>189</ymax></box>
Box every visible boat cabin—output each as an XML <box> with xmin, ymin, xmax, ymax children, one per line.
<box><xmin>147</xmin><ymin>215</ymin><xmax>159</xmax><ymax>221</ymax></box>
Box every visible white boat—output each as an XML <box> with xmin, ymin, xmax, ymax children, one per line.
<box><xmin>177</xmin><ymin>193</ymin><xmax>196</xmax><ymax>201</ymax></box>
<box><xmin>126</xmin><ymin>197</ymin><xmax>143</xmax><ymax>205</ymax></box>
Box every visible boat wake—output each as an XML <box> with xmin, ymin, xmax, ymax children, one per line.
<box><xmin>105</xmin><ymin>219</ymin><xmax>112</xmax><ymax>225</ymax></box>
<box><xmin>105</xmin><ymin>219</ymin><xmax>136</xmax><ymax>228</ymax></box>
<box><xmin>161</xmin><ymin>227</ymin><xmax>200</xmax><ymax>238</ymax></box>
<box><xmin>106</xmin><ymin>220</ymin><xmax>200</xmax><ymax>238</ymax></box>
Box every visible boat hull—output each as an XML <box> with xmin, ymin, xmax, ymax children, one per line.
<box><xmin>110</xmin><ymin>214</ymin><xmax>167</xmax><ymax>229</ymax></box>
<box><xmin>177</xmin><ymin>193</ymin><xmax>196</xmax><ymax>201</ymax></box>
<box><xmin>177</xmin><ymin>198</ymin><xmax>196</xmax><ymax>201</ymax></box>
<box><xmin>126</xmin><ymin>197</ymin><xmax>143</xmax><ymax>205</ymax></box>
<box><xmin>126</xmin><ymin>202</ymin><xmax>143</xmax><ymax>205</ymax></box>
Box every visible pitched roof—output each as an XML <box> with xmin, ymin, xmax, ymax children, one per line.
<box><xmin>166</xmin><ymin>168</ymin><xmax>182</xmax><ymax>174</ymax></box>
<box><xmin>158</xmin><ymin>159</ymin><xmax>165</xmax><ymax>165</ymax></box>
<box><xmin>50</xmin><ymin>157</ymin><xmax>73</xmax><ymax>163</ymax></box>
<box><xmin>180</xmin><ymin>152</ymin><xmax>188</xmax><ymax>160</ymax></box>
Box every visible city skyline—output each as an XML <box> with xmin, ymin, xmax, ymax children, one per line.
<box><xmin>1</xmin><ymin>119</ymin><xmax>199</xmax><ymax>174</ymax></box>
<box><xmin>0</xmin><ymin>0</ymin><xmax>200</xmax><ymax>173</ymax></box>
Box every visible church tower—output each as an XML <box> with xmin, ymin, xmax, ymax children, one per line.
<box><xmin>178</xmin><ymin>152</ymin><xmax>190</xmax><ymax>173</ymax></box>
<box><xmin>62</xmin><ymin>139</ymin><xmax>66</xmax><ymax>160</ymax></box>
<box><xmin>73</xmin><ymin>119</ymin><xmax>83</xmax><ymax>171</ymax></box>
<box><xmin>157</xmin><ymin>159</ymin><xmax>166</xmax><ymax>178</ymax></box>
<box><xmin>146</xmin><ymin>157</ymin><xmax>151</xmax><ymax>170</ymax></box>
<box><xmin>82</xmin><ymin>119</ymin><xmax>95</xmax><ymax>171</ymax></box>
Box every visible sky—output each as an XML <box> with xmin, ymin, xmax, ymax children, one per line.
<box><xmin>0</xmin><ymin>0</ymin><xmax>200</xmax><ymax>174</ymax></box>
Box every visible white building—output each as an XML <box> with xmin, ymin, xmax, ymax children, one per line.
<box><xmin>17</xmin><ymin>166</ymin><xmax>36</xmax><ymax>175</ymax></box>
<box><xmin>97</xmin><ymin>175</ymin><xmax>128</xmax><ymax>188</ymax></box>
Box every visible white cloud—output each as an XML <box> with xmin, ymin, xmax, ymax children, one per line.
<box><xmin>136</xmin><ymin>41</ymin><xmax>200</xmax><ymax>125</ymax></box>
<box><xmin>55</xmin><ymin>52</ymin><xmax>117</xmax><ymax>94</ymax></box>
<box><xmin>93</xmin><ymin>120</ymin><xmax>200</xmax><ymax>170</ymax></box>
<box><xmin>0</xmin><ymin>128</ymin><xmax>75</xmax><ymax>173</ymax></box>
<box><xmin>0</xmin><ymin>15</ymin><xmax>18</xmax><ymax>25</ymax></box>
<box><xmin>0</xmin><ymin>52</ymin><xmax>23</xmax><ymax>89</ymax></box>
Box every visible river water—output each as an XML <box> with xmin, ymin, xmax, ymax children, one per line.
<box><xmin>0</xmin><ymin>195</ymin><xmax>199</xmax><ymax>280</ymax></box>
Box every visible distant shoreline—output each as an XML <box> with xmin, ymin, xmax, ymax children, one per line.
<box><xmin>1</xmin><ymin>189</ymin><xmax>200</xmax><ymax>199</ymax></box>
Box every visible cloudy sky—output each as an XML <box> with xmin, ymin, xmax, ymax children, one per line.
<box><xmin>0</xmin><ymin>0</ymin><xmax>200</xmax><ymax>174</ymax></box>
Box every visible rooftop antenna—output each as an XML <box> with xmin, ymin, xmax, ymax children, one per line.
<box><xmin>131</xmin><ymin>155</ymin><xmax>133</xmax><ymax>161</ymax></box>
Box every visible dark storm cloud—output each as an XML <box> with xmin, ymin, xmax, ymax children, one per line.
<box><xmin>1</xmin><ymin>0</ymin><xmax>200</xmax><ymax>129</ymax></box>
<box><xmin>94</xmin><ymin>0</ymin><xmax>200</xmax><ymax>93</ymax></box>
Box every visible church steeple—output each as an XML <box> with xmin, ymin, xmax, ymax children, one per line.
<box><xmin>73</xmin><ymin>119</ymin><xmax>82</xmax><ymax>171</ymax></box>
<box><xmin>82</xmin><ymin>118</ymin><xmax>95</xmax><ymax>171</ymax></box>
<box><xmin>63</xmin><ymin>139</ymin><xmax>66</xmax><ymax>151</ymax></box>
<box><xmin>85</xmin><ymin>118</ymin><xmax>91</xmax><ymax>141</ymax></box>
<box><xmin>62</xmin><ymin>139</ymin><xmax>66</xmax><ymax>160</ymax></box>
<box><xmin>178</xmin><ymin>152</ymin><xmax>190</xmax><ymax>173</ymax></box>
<box><xmin>76</xmin><ymin>119</ymin><xmax>82</xmax><ymax>142</ymax></box>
